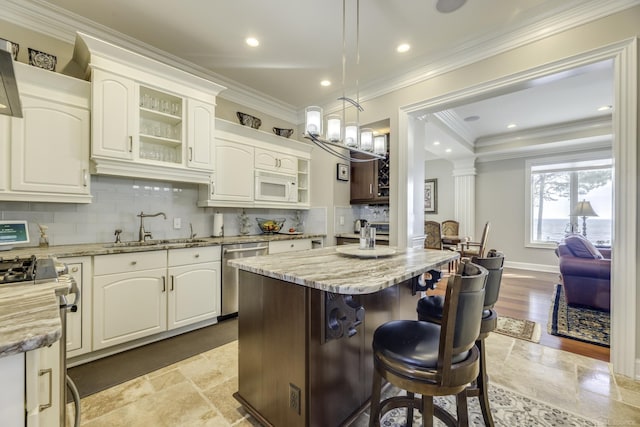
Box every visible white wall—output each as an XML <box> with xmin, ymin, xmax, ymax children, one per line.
<box><xmin>424</xmin><ymin>160</ymin><xmax>455</xmax><ymax>223</ymax></box>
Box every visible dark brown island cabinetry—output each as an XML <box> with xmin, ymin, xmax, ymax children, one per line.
<box><xmin>349</xmin><ymin>151</ymin><xmax>390</xmax><ymax>204</ymax></box>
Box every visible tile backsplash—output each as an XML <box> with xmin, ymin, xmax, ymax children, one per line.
<box><xmin>0</xmin><ymin>175</ymin><xmax>325</xmax><ymax>248</ymax></box>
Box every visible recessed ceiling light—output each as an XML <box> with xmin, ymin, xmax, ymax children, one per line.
<box><xmin>245</xmin><ymin>37</ymin><xmax>259</xmax><ymax>47</ymax></box>
<box><xmin>464</xmin><ymin>115</ymin><xmax>480</xmax><ymax>122</ymax></box>
<box><xmin>507</xmin><ymin>123</ymin><xmax>517</xmax><ymax>129</ymax></box>
<box><xmin>396</xmin><ymin>43</ymin><xmax>410</xmax><ymax>53</ymax></box>
<box><xmin>433</xmin><ymin>141</ymin><xmax>440</xmax><ymax>146</ymax></box>
<box><xmin>598</xmin><ymin>105</ymin><xmax>612</xmax><ymax>111</ymax></box>
<box><xmin>445</xmin><ymin>148</ymin><xmax>452</xmax><ymax>153</ymax></box>
<box><xmin>320</xmin><ymin>80</ymin><xmax>331</xmax><ymax>87</ymax></box>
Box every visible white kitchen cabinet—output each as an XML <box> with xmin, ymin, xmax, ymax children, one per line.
<box><xmin>254</xmin><ymin>147</ymin><xmax>298</xmax><ymax>174</ymax></box>
<box><xmin>198</xmin><ymin>118</ymin><xmax>312</xmax><ymax>208</ymax></box>
<box><xmin>75</xmin><ymin>32</ymin><xmax>225</xmax><ymax>184</ymax></box>
<box><xmin>268</xmin><ymin>238</ymin><xmax>312</xmax><ymax>254</ymax></box>
<box><xmin>0</xmin><ymin>353</ymin><xmax>24</xmax><ymax>426</ymax></box>
<box><xmin>92</xmin><ymin>251</ymin><xmax>167</xmax><ymax>350</ymax></box>
<box><xmin>91</xmin><ymin>68</ymin><xmax>136</xmax><ymax>161</ymax></box>
<box><xmin>186</xmin><ymin>98</ymin><xmax>215</xmax><ymax>171</ymax></box>
<box><xmin>25</xmin><ymin>341</ymin><xmax>61</xmax><ymax>427</ymax></box>
<box><xmin>168</xmin><ymin>246</ymin><xmax>221</xmax><ymax>329</ymax></box>
<box><xmin>209</xmin><ymin>140</ymin><xmax>254</xmax><ymax>203</ymax></box>
<box><xmin>62</xmin><ymin>256</ymin><xmax>93</xmax><ymax>358</ymax></box>
<box><xmin>0</xmin><ymin>62</ymin><xmax>91</xmax><ymax>203</ymax></box>
<box><xmin>92</xmin><ymin>247</ymin><xmax>221</xmax><ymax>351</ymax></box>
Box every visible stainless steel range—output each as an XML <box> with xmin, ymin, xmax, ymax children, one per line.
<box><xmin>0</xmin><ymin>255</ymin><xmax>82</xmax><ymax>427</ymax></box>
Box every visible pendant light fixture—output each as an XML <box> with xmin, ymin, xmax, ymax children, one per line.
<box><xmin>303</xmin><ymin>0</ymin><xmax>384</xmax><ymax>163</ymax></box>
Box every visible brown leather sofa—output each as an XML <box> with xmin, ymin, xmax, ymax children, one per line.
<box><xmin>557</xmin><ymin>234</ymin><xmax>611</xmax><ymax>312</ymax></box>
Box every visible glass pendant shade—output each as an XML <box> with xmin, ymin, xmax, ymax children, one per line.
<box><xmin>360</xmin><ymin>128</ymin><xmax>373</xmax><ymax>152</ymax></box>
<box><xmin>344</xmin><ymin>123</ymin><xmax>359</xmax><ymax>147</ymax></box>
<box><xmin>373</xmin><ymin>135</ymin><xmax>387</xmax><ymax>155</ymax></box>
<box><xmin>305</xmin><ymin>106</ymin><xmax>323</xmax><ymax>136</ymax></box>
<box><xmin>326</xmin><ymin>115</ymin><xmax>342</xmax><ymax>142</ymax></box>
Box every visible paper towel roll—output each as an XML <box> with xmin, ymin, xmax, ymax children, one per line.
<box><xmin>213</xmin><ymin>213</ymin><xmax>224</xmax><ymax>237</ymax></box>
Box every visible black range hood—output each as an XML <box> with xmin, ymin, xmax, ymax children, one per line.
<box><xmin>0</xmin><ymin>40</ymin><xmax>22</xmax><ymax>118</ymax></box>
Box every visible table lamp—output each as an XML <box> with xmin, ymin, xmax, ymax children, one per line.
<box><xmin>571</xmin><ymin>199</ymin><xmax>598</xmax><ymax>238</ymax></box>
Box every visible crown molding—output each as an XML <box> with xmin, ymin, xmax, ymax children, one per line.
<box><xmin>2</xmin><ymin>0</ymin><xmax>299</xmax><ymax>123</ymax></box>
<box><xmin>352</xmin><ymin>0</ymin><xmax>640</xmax><ymax>107</ymax></box>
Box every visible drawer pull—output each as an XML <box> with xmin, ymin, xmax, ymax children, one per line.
<box><xmin>195</xmin><ymin>254</ymin><xmax>200</xmax><ymax>258</ymax></box>
<box><xmin>162</xmin><ymin>276</ymin><xmax>166</xmax><ymax>292</ymax></box>
<box><xmin>170</xmin><ymin>275</ymin><xmax>174</xmax><ymax>291</ymax></box>
<box><xmin>131</xmin><ymin>261</ymin><xmax>137</xmax><ymax>266</ymax></box>
<box><xmin>38</xmin><ymin>368</ymin><xmax>53</xmax><ymax>411</ymax></box>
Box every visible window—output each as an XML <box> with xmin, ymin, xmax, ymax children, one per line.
<box><xmin>525</xmin><ymin>153</ymin><xmax>612</xmax><ymax>247</ymax></box>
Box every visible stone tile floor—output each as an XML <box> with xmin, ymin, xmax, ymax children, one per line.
<box><xmin>69</xmin><ymin>333</ymin><xmax>640</xmax><ymax>426</ymax></box>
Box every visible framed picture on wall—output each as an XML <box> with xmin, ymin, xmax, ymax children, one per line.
<box><xmin>425</xmin><ymin>179</ymin><xmax>438</xmax><ymax>214</ymax></box>
<box><xmin>337</xmin><ymin>163</ymin><xmax>350</xmax><ymax>181</ymax></box>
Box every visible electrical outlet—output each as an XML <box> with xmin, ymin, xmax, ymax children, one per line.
<box><xmin>339</xmin><ymin>216</ymin><xmax>344</xmax><ymax>225</ymax></box>
<box><xmin>289</xmin><ymin>383</ymin><xmax>301</xmax><ymax>415</ymax></box>
<box><xmin>173</xmin><ymin>217</ymin><xmax>181</xmax><ymax>229</ymax></box>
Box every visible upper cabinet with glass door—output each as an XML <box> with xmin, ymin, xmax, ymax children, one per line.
<box><xmin>74</xmin><ymin>32</ymin><xmax>225</xmax><ymax>184</ymax></box>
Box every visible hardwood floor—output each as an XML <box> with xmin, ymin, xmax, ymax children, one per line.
<box><xmin>495</xmin><ymin>267</ymin><xmax>610</xmax><ymax>362</ymax></box>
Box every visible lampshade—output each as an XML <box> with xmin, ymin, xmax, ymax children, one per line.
<box><xmin>360</xmin><ymin>128</ymin><xmax>373</xmax><ymax>152</ymax></box>
<box><xmin>373</xmin><ymin>134</ymin><xmax>387</xmax><ymax>155</ymax></box>
<box><xmin>326</xmin><ymin>115</ymin><xmax>341</xmax><ymax>142</ymax></box>
<box><xmin>572</xmin><ymin>200</ymin><xmax>598</xmax><ymax>217</ymax></box>
<box><xmin>344</xmin><ymin>123</ymin><xmax>359</xmax><ymax>148</ymax></box>
<box><xmin>305</xmin><ymin>106</ymin><xmax>323</xmax><ymax>136</ymax></box>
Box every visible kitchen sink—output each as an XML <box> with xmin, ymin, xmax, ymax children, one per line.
<box><xmin>103</xmin><ymin>238</ymin><xmax>209</xmax><ymax>248</ymax></box>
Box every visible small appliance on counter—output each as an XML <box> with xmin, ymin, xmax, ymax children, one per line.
<box><xmin>212</xmin><ymin>212</ymin><xmax>224</xmax><ymax>237</ymax></box>
<box><xmin>369</xmin><ymin>222</ymin><xmax>390</xmax><ymax>235</ymax></box>
<box><xmin>354</xmin><ymin>219</ymin><xmax>367</xmax><ymax>233</ymax></box>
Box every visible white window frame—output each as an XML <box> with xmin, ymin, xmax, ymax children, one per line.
<box><xmin>524</xmin><ymin>149</ymin><xmax>612</xmax><ymax>249</ymax></box>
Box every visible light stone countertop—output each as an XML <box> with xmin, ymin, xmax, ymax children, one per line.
<box><xmin>229</xmin><ymin>245</ymin><xmax>458</xmax><ymax>295</ymax></box>
<box><xmin>0</xmin><ymin>233</ymin><xmax>323</xmax><ymax>359</ymax></box>
<box><xmin>0</xmin><ymin>279</ymin><xmax>72</xmax><ymax>358</ymax></box>
<box><xmin>0</xmin><ymin>233</ymin><xmax>325</xmax><ymax>259</ymax></box>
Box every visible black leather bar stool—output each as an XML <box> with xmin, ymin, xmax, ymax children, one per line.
<box><xmin>417</xmin><ymin>249</ymin><xmax>505</xmax><ymax>427</ymax></box>
<box><xmin>369</xmin><ymin>260</ymin><xmax>488</xmax><ymax>427</ymax></box>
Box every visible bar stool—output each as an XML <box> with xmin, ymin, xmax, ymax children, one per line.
<box><xmin>369</xmin><ymin>260</ymin><xmax>488</xmax><ymax>427</ymax></box>
<box><xmin>417</xmin><ymin>250</ymin><xmax>505</xmax><ymax>427</ymax></box>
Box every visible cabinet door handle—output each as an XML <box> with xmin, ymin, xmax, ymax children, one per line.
<box><xmin>162</xmin><ymin>276</ymin><xmax>166</xmax><ymax>292</ymax></box>
<box><xmin>189</xmin><ymin>147</ymin><xmax>193</xmax><ymax>161</ymax></box>
<box><xmin>128</xmin><ymin>136</ymin><xmax>133</xmax><ymax>152</ymax></box>
<box><xmin>170</xmin><ymin>275</ymin><xmax>174</xmax><ymax>291</ymax></box>
<box><xmin>369</xmin><ymin>183</ymin><xmax>373</xmax><ymax>195</ymax></box>
<box><xmin>38</xmin><ymin>368</ymin><xmax>53</xmax><ymax>411</ymax></box>
<box><xmin>211</xmin><ymin>181</ymin><xmax>215</xmax><ymax>196</ymax></box>
<box><xmin>82</xmin><ymin>169</ymin><xmax>88</xmax><ymax>187</ymax></box>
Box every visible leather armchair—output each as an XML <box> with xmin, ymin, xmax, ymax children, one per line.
<box><xmin>557</xmin><ymin>235</ymin><xmax>611</xmax><ymax>311</ymax></box>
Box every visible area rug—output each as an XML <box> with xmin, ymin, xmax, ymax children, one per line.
<box><xmin>381</xmin><ymin>384</ymin><xmax>602</xmax><ymax>426</ymax></box>
<box><xmin>548</xmin><ymin>284</ymin><xmax>610</xmax><ymax>347</ymax></box>
<box><xmin>494</xmin><ymin>315</ymin><xmax>541</xmax><ymax>343</ymax></box>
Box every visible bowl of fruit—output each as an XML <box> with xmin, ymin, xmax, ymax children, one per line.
<box><xmin>256</xmin><ymin>218</ymin><xmax>286</xmax><ymax>234</ymax></box>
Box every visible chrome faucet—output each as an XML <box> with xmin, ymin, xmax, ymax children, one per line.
<box><xmin>137</xmin><ymin>211</ymin><xmax>167</xmax><ymax>242</ymax></box>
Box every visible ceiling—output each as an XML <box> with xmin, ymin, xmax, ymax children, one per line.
<box><xmin>12</xmin><ymin>0</ymin><xmax>635</xmax><ymax>159</ymax></box>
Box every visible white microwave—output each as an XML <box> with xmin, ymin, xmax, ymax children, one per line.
<box><xmin>255</xmin><ymin>170</ymin><xmax>298</xmax><ymax>203</ymax></box>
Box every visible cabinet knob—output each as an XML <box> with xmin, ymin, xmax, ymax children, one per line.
<box><xmin>195</xmin><ymin>254</ymin><xmax>200</xmax><ymax>258</ymax></box>
<box><xmin>71</xmin><ymin>266</ymin><xmax>79</xmax><ymax>273</ymax></box>
<box><xmin>131</xmin><ymin>261</ymin><xmax>137</xmax><ymax>265</ymax></box>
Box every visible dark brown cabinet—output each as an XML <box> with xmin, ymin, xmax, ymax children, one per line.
<box><xmin>350</xmin><ymin>151</ymin><xmax>389</xmax><ymax>204</ymax></box>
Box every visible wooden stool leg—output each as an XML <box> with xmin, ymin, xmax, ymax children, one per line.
<box><xmin>476</xmin><ymin>338</ymin><xmax>495</xmax><ymax>427</ymax></box>
<box><xmin>406</xmin><ymin>391</ymin><xmax>415</xmax><ymax>427</ymax></box>
<box><xmin>456</xmin><ymin>392</ymin><xmax>470</xmax><ymax>427</ymax></box>
<box><xmin>421</xmin><ymin>395</ymin><xmax>435</xmax><ymax>427</ymax></box>
<box><xmin>369</xmin><ymin>368</ymin><xmax>382</xmax><ymax>427</ymax></box>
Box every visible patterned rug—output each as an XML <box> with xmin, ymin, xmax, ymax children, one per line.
<box><xmin>548</xmin><ymin>284</ymin><xmax>610</xmax><ymax>347</ymax></box>
<box><xmin>381</xmin><ymin>384</ymin><xmax>602</xmax><ymax>426</ymax></box>
<box><xmin>494</xmin><ymin>315</ymin><xmax>541</xmax><ymax>343</ymax></box>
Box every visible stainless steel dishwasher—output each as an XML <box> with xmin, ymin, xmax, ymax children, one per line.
<box><xmin>221</xmin><ymin>242</ymin><xmax>269</xmax><ymax>317</ymax></box>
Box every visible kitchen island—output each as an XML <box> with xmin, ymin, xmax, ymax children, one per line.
<box><xmin>229</xmin><ymin>246</ymin><xmax>459</xmax><ymax>427</ymax></box>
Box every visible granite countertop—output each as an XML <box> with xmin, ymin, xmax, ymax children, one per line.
<box><xmin>0</xmin><ymin>278</ymin><xmax>72</xmax><ymax>358</ymax></box>
<box><xmin>0</xmin><ymin>233</ymin><xmax>325</xmax><ymax>259</ymax></box>
<box><xmin>228</xmin><ymin>245</ymin><xmax>458</xmax><ymax>295</ymax></box>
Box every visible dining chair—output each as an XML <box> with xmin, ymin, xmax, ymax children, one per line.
<box><xmin>441</xmin><ymin>220</ymin><xmax>460</xmax><ymax>246</ymax></box>
<box><xmin>424</xmin><ymin>220</ymin><xmax>443</xmax><ymax>250</ymax></box>
<box><xmin>459</xmin><ymin>221</ymin><xmax>491</xmax><ymax>258</ymax></box>
<box><xmin>369</xmin><ymin>259</ymin><xmax>488</xmax><ymax>427</ymax></box>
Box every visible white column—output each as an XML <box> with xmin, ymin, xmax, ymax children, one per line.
<box><xmin>452</xmin><ymin>158</ymin><xmax>476</xmax><ymax>239</ymax></box>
